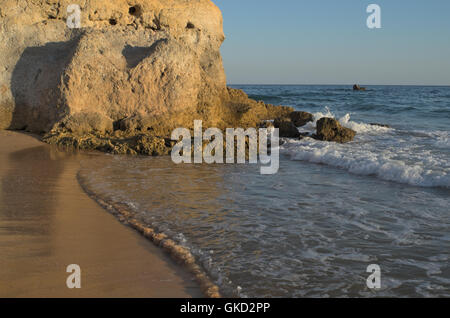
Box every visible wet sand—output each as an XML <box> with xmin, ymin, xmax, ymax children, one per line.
<box><xmin>0</xmin><ymin>130</ymin><xmax>202</xmax><ymax>297</ymax></box>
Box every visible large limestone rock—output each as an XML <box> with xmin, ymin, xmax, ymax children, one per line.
<box><xmin>0</xmin><ymin>0</ymin><xmax>293</xmax><ymax>154</ymax></box>
<box><xmin>0</xmin><ymin>0</ymin><xmax>222</xmax><ymax>131</ymax></box>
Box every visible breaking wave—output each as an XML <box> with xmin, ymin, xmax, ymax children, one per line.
<box><xmin>282</xmin><ymin>107</ymin><xmax>450</xmax><ymax>189</ymax></box>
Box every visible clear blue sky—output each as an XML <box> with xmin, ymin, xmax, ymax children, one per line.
<box><xmin>214</xmin><ymin>0</ymin><xmax>450</xmax><ymax>85</ymax></box>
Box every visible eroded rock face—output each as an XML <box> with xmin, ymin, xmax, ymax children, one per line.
<box><xmin>315</xmin><ymin>117</ymin><xmax>356</xmax><ymax>143</ymax></box>
<box><xmin>0</xmin><ymin>0</ymin><xmax>295</xmax><ymax>155</ymax></box>
<box><xmin>0</xmin><ymin>0</ymin><xmax>227</xmax><ymax>131</ymax></box>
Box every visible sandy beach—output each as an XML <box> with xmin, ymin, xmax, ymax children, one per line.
<box><xmin>0</xmin><ymin>0</ymin><xmax>448</xmax><ymax>300</ymax></box>
<box><xmin>0</xmin><ymin>130</ymin><xmax>201</xmax><ymax>298</ymax></box>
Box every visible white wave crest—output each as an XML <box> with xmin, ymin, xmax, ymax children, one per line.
<box><xmin>282</xmin><ymin>138</ymin><xmax>450</xmax><ymax>189</ymax></box>
<box><xmin>299</xmin><ymin>107</ymin><xmax>392</xmax><ymax>135</ymax></box>
<box><xmin>415</xmin><ymin>130</ymin><xmax>450</xmax><ymax>149</ymax></box>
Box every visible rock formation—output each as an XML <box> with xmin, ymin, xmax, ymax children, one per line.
<box><xmin>353</xmin><ymin>84</ymin><xmax>366</xmax><ymax>91</ymax></box>
<box><xmin>273</xmin><ymin>118</ymin><xmax>301</xmax><ymax>138</ymax></box>
<box><xmin>315</xmin><ymin>118</ymin><xmax>356</xmax><ymax>143</ymax></box>
<box><xmin>0</xmin><ymin>0</ymin><xmax>292</xmax><ymax>154</ymax></box>
<box><xmin>0</xmin><ymin>0</ymin><xmax>356</xmax><ymax>153</ymax></box>
<box><xmin>289</xmin><ymin>111</ymin><xmax>313</xmax><ymax>127</ymax></box>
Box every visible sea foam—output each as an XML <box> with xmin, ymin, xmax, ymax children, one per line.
<box><xmin>283</xmin><ymin>108</ymin><xmax>450</xmax><ymax>189</ymax></box>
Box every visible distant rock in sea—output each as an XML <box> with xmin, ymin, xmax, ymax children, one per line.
<box><xmin>353</xmin><ymin>84</ymin><xmax>367</xmax><ymax>91</ymax></box>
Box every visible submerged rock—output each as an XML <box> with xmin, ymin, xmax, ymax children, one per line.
<box><xmin>315</xmin><ymin>118</ymin><xmax>356</xmax><ymax>143</ymax></box>
<box><xmin>369</xmin><ymin>123</ymin><xmax>391</xmax><ymax>128</ymax></box>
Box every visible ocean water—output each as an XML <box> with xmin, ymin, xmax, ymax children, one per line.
<box><xmin>79</xmin><ymin>85</ymin><xmax>450</xmax><ymax>297</ymax></box>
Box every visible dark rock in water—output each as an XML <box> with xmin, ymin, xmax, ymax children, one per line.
<box><xmin>289</xmin><ymin>111</ymin><xmax>314</xmax><ymax>127</ymax></box>
<box><xmin>274</xmin><ymin>118</ymin><xmax>300</xmax><ymax>138</ymax></box>
<box><xmin>315</xmin><ymin>117</ymin><xmax>356</xmax><ymax>143</ymax></box>
<box><xmin>353</xmin><ymin>84</ymin><xmax>366</xmax><ymax>91</ymax></box>
<box><xmin>369</xmin><ymin>123</ymin><xmax>391</xmax><ymax>128</ymax></box>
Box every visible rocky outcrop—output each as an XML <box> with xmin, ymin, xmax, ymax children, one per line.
<box><xmin>289</xmin><ymin>111</ymin><xmax>313</xmax><ymax>127</ymax></box>
<box><xmin>1</xmin><ymin>0</ymin><xmax>226</xmax><ymax>131</ymax></box>
<box><xmin>273</xmin><ymin>118</ymin><xmax>300</xmax><ymax>138</ymax></box>
<box><xmin>0</xmin><ymin>0</ymin><xmax>292</xmax><ymax>152</ymax></box>
<box><xmin>315</xmin><ymin>118</ymin><xmax>356</xmax><ymax>143</ymax></box>
<box><xmin>1</xmin><ymin>1</ymin><xmax>356</xmax><ymax>153</ymax></box>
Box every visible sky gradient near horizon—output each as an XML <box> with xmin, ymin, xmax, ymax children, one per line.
<box><xmin>214</xmin><ymin>0</ymin><xmax>450</xmax><ymax>85</ymax></box>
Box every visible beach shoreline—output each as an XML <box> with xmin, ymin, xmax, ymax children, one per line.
<box><xmin>77</xmin><ymin>175</ymin><xmax>222</xmax><ymax>298</ymax></box>
<box><xmin>0</xmin><ymin>130</ymin><xmax>202</xmax><ymax>298</ymax></box>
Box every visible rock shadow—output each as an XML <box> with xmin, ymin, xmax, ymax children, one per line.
<box><xmin>10</xmin><ymin>37</ymin><xmax>81</xmax><ymax>133</ymax></box>
<box><xmin>122</xmin><ymin>39</ymin><xmax>166</xmax><ymax>69</ymax></box>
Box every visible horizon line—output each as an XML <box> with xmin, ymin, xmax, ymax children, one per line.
<box><xmin>227</xmin><ymin>83</ymin><xmax>450</xmax><ymax>87</ymax></box>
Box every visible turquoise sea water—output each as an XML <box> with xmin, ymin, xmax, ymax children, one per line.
<box><xmin>80</xmin><ymin>85</ymin><xmax>450</xmax><ymax>297</ymax></box>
